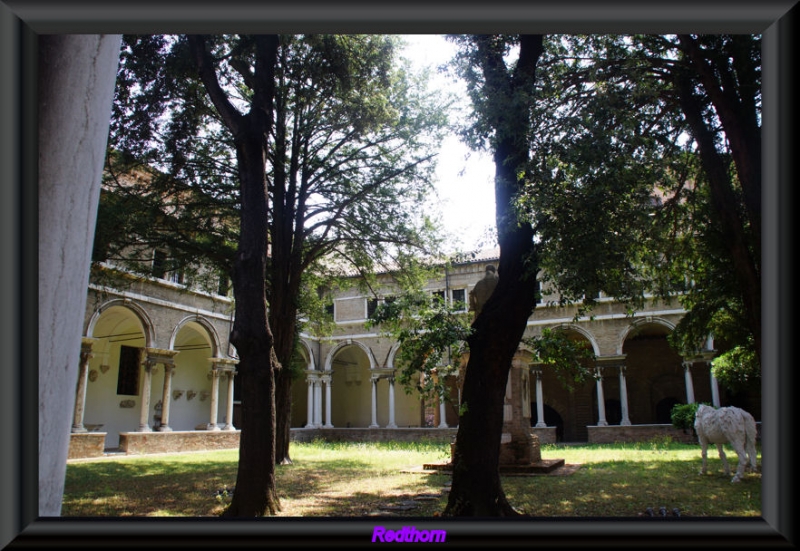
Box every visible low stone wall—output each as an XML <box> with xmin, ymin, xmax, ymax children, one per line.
<box><xmin>120</xmin><ymin>430</ymin><xmax>240</xmax><ymax>455</ymax></box>
<box><xmin>68</xmin><ymin>432</ymin><xmax>107</xmax><ymax>459</ymax></box>
<box><xmin>290</xmin><ymin>427</ymin><xmax>459</xmax><ymax>444</ymax></box>
<box><xmin>531</xmin><ymin>427</ymin><xmax>557</xmax><ymax>444</ymax></box>
<box><xmin>587</xmin><ymin>424</ymin><xmax>697</xmax><ymax>444</ymax></box>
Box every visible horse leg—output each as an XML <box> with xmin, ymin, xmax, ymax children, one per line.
<box><xmin>716</xmin><ymin>443</ymin><xmax>730</xmax><ymax>477</ymax></box>
<box><xmin>699</xmin><ymin>438</ymin><xmax>708</xmax><ymax>475</ymax></box>
<box><xmin>729</xmin><ymin>439</ymin><xmax>747</xmax><ymax>483</ymax></box>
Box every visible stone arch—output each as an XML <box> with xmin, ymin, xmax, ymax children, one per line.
<box><xmin>324</xmin><ymin>339</ymin><xmax>377</xmax><ymax>371</ymax></box>
<box><xmin>85</xmin><ymin>298</ymin><xmax>155</xmax><ymax>348</ymax></box>
<box><xmin>617</xmin><ymin>316</ymin><xmax>676</xmax><ymax>355</ymax></box>
<box><xmin>296</xmin><ymin>339</ymin><xmax>316</xmax><ymax>371</ymax></box>
<box><xmin>552</xmin><ymin>323</ymin><xmax>601</xmax><ymax>356</ymax></box>
<box><xmin>169</xmin><ymin>315</ymin><xmax>221</xmax><ymax>358</ymax></box>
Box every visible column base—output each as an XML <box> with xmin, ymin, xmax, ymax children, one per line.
<box><xmin>71</xmin><ymin>425</ymin><xmax>88</xmax><ymax>433</ymax></box>
<box><xmin>369</xmin><ymin>424</ymin><xmax>379</xmax><ymax>429</ymax></box>
<box><xmin>138</xmin><ymin>425</ymin><xmax>152</xmax><ymax>432</ymax></box>
<box><xmin>157</xmin><ymin>425</ymin><xmax>173</xmax><ymax>432</ymax></box>
<box><xmin>207</xmin><ymin>424</ymin><xmax>221</xmax><ymax>431</ymax></box>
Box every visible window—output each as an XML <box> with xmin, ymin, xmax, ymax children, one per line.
<box><xmin>168</xmin><ymin>270</ymin><xmax>185</xmax><ymax>285</ymax></box>
<box><xmin>367</xmin><ymin>298</ymin><xmax>379</xmax><ymax>318</ymax></box>
<box><xmin>117</xmin><ymin>345</ymin><xmax>141</xmax><ymax>396</ymax></box>
<box><xmin>451</xmin><ymin>288</ymin><xmax>466</xmax><ymax>311</ymax></box>
<box><xmin>431</xmin><ymin>290</ymin><xmax>445</xmax><ymax>305</ymax></box>
<box><xmin>152</xmin><ymin>250</ymin><xmax>167</xmax><ymax>279</ymax></box>
<box><xmin>217</xmin><ymin>275</ymin><xmax>230</xmax><ymax>297</ymax></box>
<box><xmin>325</xmin><ymin>302</ymin><xmax>335</xmax><ymax>317</ymax></box>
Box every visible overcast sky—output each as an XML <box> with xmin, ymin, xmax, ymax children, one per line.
<box><xmin>398</xmin><ymin>35</ymin><xmax>497</xmax><ymax>254</ymax></box>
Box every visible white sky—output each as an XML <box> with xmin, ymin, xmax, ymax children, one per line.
<box><xmin>398</xmin><ymin>35</ymin><xmax>497</xmax><ymax>254</ymax></box>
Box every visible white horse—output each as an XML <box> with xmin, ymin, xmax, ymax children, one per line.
<box><xmin>694</xmin><ymin>404</ymin><xmax>758</xmax><ymax>483</ymax></box>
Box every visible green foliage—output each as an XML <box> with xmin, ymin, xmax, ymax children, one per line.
<box><xmin>365</xmin><ymin>261</ymin><xmax>473</xmax><ymax>403</ymax></box>
<box><xmin>711</xmin><ymin>343</ymin><xmax>760</xmax><ymax>394</ymax></box>
<box><xmin>523</xmin><ymin>328</ymin><xmax>595</xmax><ymax>390</ymax></box>
<box><xmin>670</xmin><ymin>402</ymin><xmax>701</xmax><ymax>432</ymax></box>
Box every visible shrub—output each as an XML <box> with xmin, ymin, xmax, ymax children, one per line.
<box><xmin>670</xmin><ymin>402</ymin><xmax>700</xmax><ymax>433</ymax></box>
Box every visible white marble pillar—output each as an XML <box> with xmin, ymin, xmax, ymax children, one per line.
<box><xmin>157</xmin><ymin>364</ymin><xmax>175</xmax><ymax>432</ymax></box>
<box><xmin>207</xmin><ymin>368</ymin><xmax>221</xmax><ymax>431</ymax></box>
<box><xmin>305</xmin><ymin>374</ymin><xmax>315</xmax><ymax>428</ymax></box>
<box><xmin>534</xmin><ymin>368</ymin><xmax>547</xmax><ymax>428</ymax></box>
<box><xmin>313</xmin><ymin>378</ymin><xmax>323</xmax><ymax>427</ymax></box>
<box><xmin>595</xmin><ymin>367</ymin><xmax>608</xmax><ymax>426</ymax></box>
<box><xmin>710</xmin><ymin>370</ymin><xmax>721</xmax><ymax>407</ymax></box>
<box><xmin>683</xmin><ymin>361</ymin><xmax>696</xmax><ymax>404</ymax></box>
<box><xmin>438</xmin><ymin>389</ymin><xmax>448</xmax><ymax>429</ymax></box>
<box><xmin>71</xmin><ymin>338</ymin><xmax>95</xmax><ymax>433</ymax></box>
<box><xmin>618</xmin><ymin>365</ymin><xmax>632</xmax><ymax>426</ymax></box>
<box><xmin>138</xmin><ymin>358</ymin><xmax>156</xmax><ymax>432</ymax></box>
<box><xmin>370</xmin><ymin>376</ymin><xmax>379</xmax><ymax>428</ymax></box>
<box><xmin>323</xmin><ymin>373</ymin><xmax>333</xmax><ymax>428</ymax></box>
<box><xmin>223</xmin><ymin>370</ymin><xmax>235</xmax><ymax>430</ymax></box>
<box><xmin>387</xmin><ymin>377</ymin><xmax>397</xmax><ymax>428</ymax></box>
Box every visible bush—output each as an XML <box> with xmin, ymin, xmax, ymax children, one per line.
<box><xmin>670</xmin><ymin>402</ymin><xmax>700</xmax><ymax>433</ymax></box>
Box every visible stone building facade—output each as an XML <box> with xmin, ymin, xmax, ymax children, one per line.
<box><xmin>69</xmin><ymin>248</ymin><xmax>760</xmax><ymax>458</ymax></box>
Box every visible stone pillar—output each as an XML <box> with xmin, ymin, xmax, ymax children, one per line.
<box><xmin>387</xmin><ymin>377</ymin><xmax>397</xmax><ymax>429</ymax></box>
<box><xmin>207</xmin><ymin>368</ymin><xmax>221</xmax><ymax>431</ymax></box>
<box><xmin>138</xmin><ymin>357</ymin><xmax>156</xmax><ymax>432</ymax></box>
<box><xmin>157</xmin><ymin>364</ymin><xmax>175</xmax><ymax>432</ymax></box>
<box><xmin>305</xmin><ymin>373</ymin><xmax>316</xmax><ymax>428</ymax></box>
<box><xmin>534</xmin><ymin>367</ymin><xmax>546</xmax><ymax>428</ymax></box>
<box><xmin>322</xmin><ymin>373</ymin><xmax>333</xmax><ymax>428</ymax></box>
<box><xmin>37</xmin><ymin>33</ymin><xmax>122</xmax><ymax>517</ymax></box>
<box><xmin>223</xmin><ymin>370</ymin><xmax>236</xmax><ymax>430</ymax></box>
<box><xmin>313</xmin><ymin>378</ymin><xmax>323</xmax><ymax>427</ymax></box>
<box><xmin>370</xmin><ymin>375</ymin><xmax>379</xmax><ymax>428</ymax></box>
<box><xmin>683</xmin><ymin>361</ymin><xmax>696</xmax><ymax>404</ymax></box>
<box><xmin>71</xmin><ymin>338</ymin><xmax>96</xmax><ymax>433</ymax></box>
<box><xmin>618</xmin><ymin>365</ymin><xmax>631</xmax><ymax>426</ymax></box>
<box><xmin>595</xmin><ymin>367</ymin><xmax>608</xmax><ymax>426</ymax></box>
<box><xmin>438</xmin><ymin>392</ymin><xmax>448</xmax><ymax>429</ymax></box>
<box><xmin>710</xmin><ymin>370</ymin><xmax>721</xmax><ymax>407</ymax></box>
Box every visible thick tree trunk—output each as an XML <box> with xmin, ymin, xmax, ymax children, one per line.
<box><xmin>223</xmin><ymin>132</ymin><xmax>281</xmax><ymax>517</ymax></box>
<box><xmin>444</xmin><ymin>34</ymin><xmax>543</xmax><ymax>517</ymax></box>
<box><xmin>189</xmin><ymin>34</ymin><xmax>282</xmax><ymax>517</ymax></box>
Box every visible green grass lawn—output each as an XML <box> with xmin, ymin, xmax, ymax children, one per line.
<box><xmin>62</xmin><ymin>438</ymin><xmax>761</xmax><ymax>518</ymax></box>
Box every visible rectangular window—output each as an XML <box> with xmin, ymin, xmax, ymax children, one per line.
<box><xmin>117</xmin><ymin>345</ymin><xmax>141</xmax><ymax>396</ymax></box>
<box><xmin>367</xmin><ymin>298</ymin><xmax>379</xmax><ymax>318</ymax></box>
<box><xmin>325</xmin><ymin>302</ymin><xmax>335</xmax><ymax>317</ymax></box>
<box><xmin>431</xmin><ymin>290</ymin><xmax>445</xmax><ymax>305</ymax></box>
<box><xmin>451</xmin><ymin>288</ymin><xmax>466</xmax><ymax>311</ymax></box>
<box><xmin>152</xmin><ymin>250</ymin><xmax>167</xmax><ymax>279</ymax></box>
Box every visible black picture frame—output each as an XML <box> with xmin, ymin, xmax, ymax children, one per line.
<box><xmin>2</xmin><ymin>1</ymin><xmax>795</xmax><ymax>548</ymax></box>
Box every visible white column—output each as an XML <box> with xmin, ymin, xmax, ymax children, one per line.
<box><xmin>438</xmin><ymin>388</ymin><xmax>448</xmax><ymax>429</ymax></box>
<box><xmin>71</xmin><ymin>339</ymin><xmax>95</xmax><ymax>433</ymax></box>
<box><xmin>313</xmin><ymin>378</ymin><xmax>323</xmax><ymax>427</ymax></box>
<box><xmin>618</xmin><ymin>365</ymin><xmax>631</xmax><ymax>426</ymax></box>
<box><xmin>595</xmin><ymin>367</ymin><xmax>608</xmax><ymax>426</ymax></box>
<box><xmin>323</xmin><ymin>373</ymin><xmax>333</xmax><ymax>428</ymax></box>
<box><xmin>223</xmin><ymin>370</ymin><xmax>235</xmax><ymax>430</ymax></box>
<box><xmin>207</xmin><ymin>368</ymin><xmax>221</xmax><ymax>430</ymax></box>
<box><xmin>710</xmin><ymin>369</ymin><xmax>721</xmax><ymax>407</ymax></box>
<box><xmin>370</xmin><ymin>376</ymin><xmax>379</xmax><ymax>428</ymax></box>
<box><xmin>305</xmin><ymin>374</ymin><xmax>315</xmax><ymax>428</ymax></box>
<box><xmin>534</xmin><ymin>368</ymin><xmax>546</xmax><ymax>428</ymax></box>
<box><xmin>683</xmin><ymin>361</ymin><xmax>696</xmax><ymax>404</ymax></box>
<box><xmin>387</xmin><ymin>377</ymin><xmax>397</xmax><ymax>428</ymax></box>
<box><xmin>157</xmin><ymin>364</ymin><xmax>175</xmax><ymax>432</ymax></box>
<box><xmin>138</xmin><ymin>358</ymin><xmax>155</xmax><ymax>432</ymax></box>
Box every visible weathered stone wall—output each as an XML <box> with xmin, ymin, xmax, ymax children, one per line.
<box><xmin>588</xmin><ymin>424</ymin><xmax>699</xmax><ymax>444</ymax></box>
<box><xmin>119</xmin><ymin>430</ymin><xmax>240</xmax><ymax>455</ymax></box>
<box><xmin>290</xmin><ymin>427</ymin><xmax>458</xmax><ymax>444</ymax></box>
<box><xmin>68</xmin><ymin>433</ymin><xmax>107</xmax><ymax>459</ymax></box>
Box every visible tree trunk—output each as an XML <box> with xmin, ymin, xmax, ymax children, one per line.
<box><xmin>675</xmin><ymin>70</ymin><xmax>762</xmax><ymax>364</ymax></box>
<box><xmin>223</xmin><ymin>130</ymin><xmax>282</xmax><ymax>517</ymax></box>
<box><xmin>189</xmin><ymin>34</ymin><xmax>282</xmax><ymax>517</ymax></box>
<box><xmin>444</xmin><ymin>34</ymin><xmax>543</xmax><ymax>517</ymax></box>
